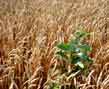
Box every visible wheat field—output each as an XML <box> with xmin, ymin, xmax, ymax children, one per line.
<box><xmin>0</xmin><ymin>0</ymin><xmax>108</xmax><ymax>89</ymax></box>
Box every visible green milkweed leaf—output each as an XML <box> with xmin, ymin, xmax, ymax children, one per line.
<box><xmin>74</xmin><ymin>30</ymin><xmax>90</xmax><ymax>38</ymax></box>
<box><xmin>77</xmin><ymin>52</ymin><xmax>92</xmax><ymax>62</ymax></box>
<box><xmin>76</xmin><ymin>61</ymin><xmax>84</xmax><ymax>69</ymax></box>
<box><xmin>69</xmin><ymin>38</ymin><xmax>79</xmax><ymax>45</ymax></box>
<box><xmin>57</xmin><ymin>42</ymin><xmax>71</xmax><ymax>51</ymax></box>
<box><xmin>80</xmin><ymin>43</ymin><xmax>92</xmax><ymax>52</ymax></box>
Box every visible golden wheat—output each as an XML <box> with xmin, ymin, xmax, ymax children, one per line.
<box><xmin>0</xmin><ymin>0</ymin><xmax>108</xmax><ymax>89</ymax></box>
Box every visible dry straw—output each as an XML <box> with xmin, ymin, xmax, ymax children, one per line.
<box><xmin>0</xmin><ymin>0</ymin><xmax>108</xmax><ymax>89</ymax></box>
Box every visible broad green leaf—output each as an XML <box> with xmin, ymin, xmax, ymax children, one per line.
<box><xmin>77</xmin><ymin>53</ymin><xmax>87</xmax><ymax>59</ymax></box>
<box><xmin>69</xmin><ymin>38</ymin><xmax>79</xmax><ymax>45</ymax></box>
<box><xmin>75</xmin><ymin>48</ymin><xmax>80</xmax><ymax>52</ymax></box>
<box><xmin>77</xmin><ymin>53</ymin><xmax>88</xmax><ymax>60</ymax></box>
<box><xmin>76</xmin><ymin>61</ymin><xmax>84</xmax><ymax>69</ymax></box>
<box><xmin>74</xmin><ymin>31</ymin><xmax>90</xmax><ymax>38</ymax></box>
<box><xmin>71</xmin><ymin>56</ymin><xmax>80</xmax><ymax>64</ymax></box>
<box><xmin>80</xmin><ymin>43</ymin><xmax>92</xmax><ymax>51</ymax></box>
<box><xmin>77</xmin><ymin>52</ymin><xmax>93</xmax><ymax>62</ymax></box>
<box><xmin>57</xmin><ymin>42</ymin><xmax>71</xmax><ymax>51</ymax></box>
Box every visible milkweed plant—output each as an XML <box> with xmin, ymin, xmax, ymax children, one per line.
<box><xmin>56</xmin><ymin>30</ymin><xmax>93</xmax><ymax>71</ymax></box>
<box><xmin>47</xmin><ymin>29</ymin><xmax>93</xmax><ymax>89</ymax></box>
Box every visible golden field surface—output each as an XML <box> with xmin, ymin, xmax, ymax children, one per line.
<box><xmin>0</xmin><ymin>0</ymin><xmax>108</xmax><ymax>89</ymax></box>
